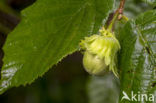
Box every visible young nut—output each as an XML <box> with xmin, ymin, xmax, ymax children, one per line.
<box><xmin>80</xmin><ymin>29</ymin><xmax>120</xmax><ymax>77</ymax></box>
<box><xmin>83</xmin><ymin>51</ymin><xmax>109</xmax><ymax>75</ymax></box>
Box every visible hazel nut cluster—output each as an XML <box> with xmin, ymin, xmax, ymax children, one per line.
<box><xmin>80</xmin><ymin>27</ymin><xmax>120</xmax><ymax>77</ymax></box>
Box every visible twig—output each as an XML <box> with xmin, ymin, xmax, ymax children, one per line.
<box><xmin>118</xmin><ymin>0</ymin><xmax>126</xmax><ymax>19</ymax></box>
<box><xmin>118</xmin><ymin>0</ymin><xmax>126</xmax><ymax>14</ymax></box>
<box><xmin>107</xmin><ymin>0</ymin><xmax>126</xmax><ymax>31</ymax></box>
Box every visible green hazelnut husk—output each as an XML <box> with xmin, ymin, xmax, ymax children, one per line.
<box><xmin>83</xmin><ymin>51</ymin><xmax>109</xmax><ymax>76</ymax></box>
<box><xmin>80</xmin><ymin>27</ymin><xmax>120</xmax><ymax>77</ymax></box>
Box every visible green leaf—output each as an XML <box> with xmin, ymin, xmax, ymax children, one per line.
<box><xmin>118</xmin><ymin>10</ymin><xmax>156</xmax><ymax>102</ymax></box>
<box><xmin>87</xmin><ymin>74</ymin><xmax>119</xmax><ymax>103</ymax></box>
<box><xmin>0</xmin><ymin>0</ymin><xmax>115</xmax><ymax>94</ymax></box>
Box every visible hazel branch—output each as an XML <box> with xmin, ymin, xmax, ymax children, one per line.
<box><xmin>107</xmin><ymin>0</ymin><xmax>126</xmax><ymax>31</ymax></box>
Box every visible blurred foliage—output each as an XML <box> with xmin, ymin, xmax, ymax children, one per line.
<box><xmin>87</xmin><ymin>74</ymin><xmax>119</xmax><ymax>103</ymax></box>
<box><xmin>142</xmin><ymin>0</ymin><xmax>156</xmax><ymax>7</ymax></box>
<box><xmin>116</xmin><ymin>0</ymin><xmax>153</xmax><ymax>18</ymax></box>
<box><xmin>0</xmin><ymin>1</ymin><xmax>19</xmax><ymax>34</ymax></box>
<box><xmin>0</xmin><ymin>0</ymin><xmax>18</xmax><ymax>15</ymax></box>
